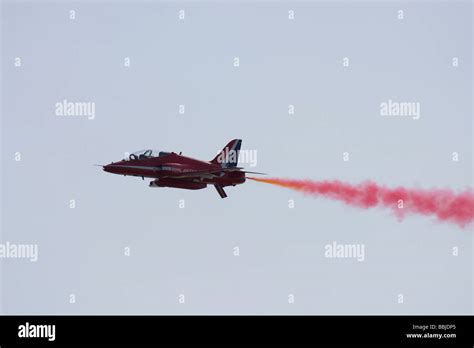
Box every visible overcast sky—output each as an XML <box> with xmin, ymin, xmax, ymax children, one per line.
<box><xmin>1</xmin><ymin>0</ymin><xmax>472</xmax><ymax>314</ymax></box>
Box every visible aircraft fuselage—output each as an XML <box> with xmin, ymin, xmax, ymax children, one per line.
<box><xmin>102</xmin><ymin>140</ymin><xmax>252</xmax><ymax>198</ymax></box>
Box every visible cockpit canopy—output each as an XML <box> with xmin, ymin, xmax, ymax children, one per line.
<box><xmin>126</xmin><ymin>149</ymin><xmax>171</xmax><ymax>160</ymax></box>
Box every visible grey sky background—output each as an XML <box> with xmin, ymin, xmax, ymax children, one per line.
<box><xmin>1</xmin><ymin>0</ymin><xmax>472</xmax><ymax>314</ymax></box>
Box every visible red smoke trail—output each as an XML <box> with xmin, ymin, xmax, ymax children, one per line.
<box><xmin>248</xmin><ymin>177</ymin><xmax>474</xmax><ymax>228</ymax></box>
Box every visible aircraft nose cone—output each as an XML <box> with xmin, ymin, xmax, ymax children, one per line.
<box><xmin>103</xmin><ymin>163</ymin><xmax>122</xmax><ymax>175</ymax></box>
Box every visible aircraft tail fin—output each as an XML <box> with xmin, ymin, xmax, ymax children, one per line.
<box><xmin>210</xmin><ymin>139</ymin><xmax>242</xmax><ymax>168</ymax></box>
<box><xmin>214</xmin><ymin>184</ymin><xmax>227</xmax><ymax>198</ymax></box>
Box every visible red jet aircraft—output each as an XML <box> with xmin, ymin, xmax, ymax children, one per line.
<box><xmin>102</xmin><ymin>139</ymin><xmax>264</xmax><ymax>198</ymax></box>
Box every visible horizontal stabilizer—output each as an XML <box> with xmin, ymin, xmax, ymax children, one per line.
<box><xmin>242</xmin><ymin>170</ymin><xmax>267</xmax><ymax>175</ymax></box>
<box><xmin>220</xmin><ymin>167</ymin><xmax>267</xmax><ymax>175</ymax></box>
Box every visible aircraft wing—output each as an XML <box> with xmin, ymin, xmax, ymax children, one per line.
<box><xmin>162</xmin><ymin>167</ymin><xmax>266</xmax><ymax>179</ymax></box>
<box><xmin>162</xmin><ymin>169</ymin><xmax>224</xmax><ymax>179</ymax></box>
